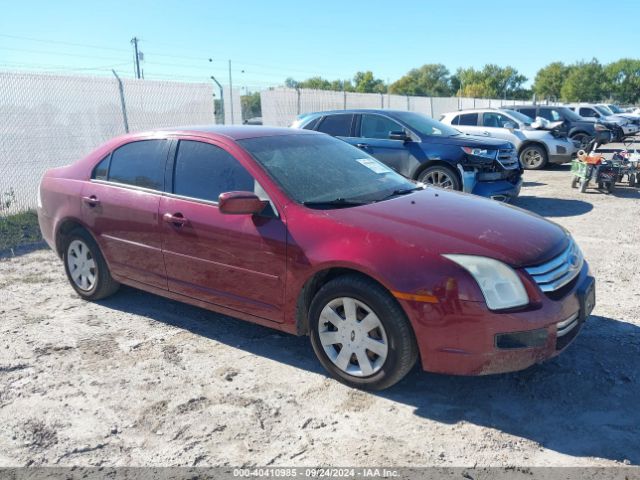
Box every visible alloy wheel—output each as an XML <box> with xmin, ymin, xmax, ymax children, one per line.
<box><xmin>66</xmin><ymin>239</ymin><xmax>97</xmax><ymax>291</ymax></box>
<box><xmin>422</xmin><ymin>170</ymin><xmax>455</xmax><ymax>189</ymax></box>
<box><xmin>522</xmin><ymin>148</ymin><xmax>544</xmax><ymax>169</ymax></box>
<box><xmin>318</xmin><ymin>297</ymin><xmax>389</xmax><ymax>377</ymax></box>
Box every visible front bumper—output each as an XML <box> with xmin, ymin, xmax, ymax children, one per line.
<box><xmin>401</xmin><ymin>262</ymin><xmax>593</xmax><ymax>375</ymax></box>
<box><xmin>471</xmin><ymin>176</ymin><xmax>522</xmax><ymax>202</ymax></box>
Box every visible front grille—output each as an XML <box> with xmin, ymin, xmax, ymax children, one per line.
<box><xmin>496</xmin><ymin>148</ymin><xmax>519</xmax><ymax>169</ymax></box>
<box><xmin>524</xmin><ymin>240</ymin><xmax>583</xmax><ymax>293</ymax></box>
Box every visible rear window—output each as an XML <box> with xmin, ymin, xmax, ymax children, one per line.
<box><xmin>108</xmin><ymin>140</ymin><xmax>166</xmax><ymax>190</ymax></box>
<box><xmin>453</xmin><ymin>113</ymin><xmax>479</xmax><ymax>126</ymax></box>
<box><xmin>91</xmin><ymin>155</ymin><xmax>110</xmax><ymax>181</ymax></box>
<box><xmin>302</xmin><ymin>117</ymin><xmax>320</xmax><ymax>130</ymax></box>
<box><xmin>316</xmin><ymin>114</ymin><xmax>354</xmax><ymax>136</ymax></box>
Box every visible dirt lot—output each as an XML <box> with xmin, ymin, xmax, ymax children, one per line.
<box><xmin>0</xmin><ymin>165</ymin><xmax>639</xmax><ymax>468</ymax></box>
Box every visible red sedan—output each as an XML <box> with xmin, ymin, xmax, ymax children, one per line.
<box><xmin>37</xmin><ymin>126</ymin><xmax>595</xmax><ymax>390</ymax></box>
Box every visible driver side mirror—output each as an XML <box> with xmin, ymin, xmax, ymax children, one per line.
<box><xmin>218</xmin><ymin>191</ymin><xmax>268</xmax><ymax>215</ymax></box>
<box><xmin>389</xmin><ymin>130</ymin><xmax>410</xmax><ymax>142</ymax></box>
<box><xmin>503</xmin><ymin>121</ymin><xmax>517</xmax><ymax>131</ymax></box>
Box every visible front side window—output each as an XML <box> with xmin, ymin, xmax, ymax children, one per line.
<box><xmin>173</xmin><ymin>140</ymin><xmax>254</xmax><ymax>203</ymax></box>
<box><xmin>108</xmin><ymin>140</ymin><xmax>166</xmax><ymax>190</ymax></box>
<box><xmin>482</xmin><ymin>112</ymin><xmax>514</xmax><ymax>128</ymax></box>
<box><xmin>391</xmin><ymin>111</ymin><xmax>460</xmax><ymax>137</ymax></box>
<box><xmin>316</xmin><ymin>114</ymin><xmax>354</xmax><ymax>137</ymax></box>
<box><xmin>360</xmin><ymin>114</ymin><xmax>404</xmax><ymax>139</ymax></box>
<box><xmin>579</xmin><ymin>108</ymin><xmax>598</xmax><ymax>118</ymax></box>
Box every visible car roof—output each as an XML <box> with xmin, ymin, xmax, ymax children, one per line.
<box><xmin>300</xmin><ymin>109</ymin><xmax>417</xmax><ymax>117</ymax></box>
<box><xmin>129</xmin><ymin>125</ymin><xmax>318</xmax><ymax>141</ymax></box>
<box><xmin>443</xmin><ymin>108</ymin><xmax>504</xmax><ymax>115</ymax></box>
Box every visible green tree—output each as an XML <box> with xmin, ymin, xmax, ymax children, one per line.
<box><xmin>353</xmin><ymin>71</ymin><xmax>386</xmax><ymax>93</ymax></box>
<box><xmin>533</xmin><ymin>62</ymin><xmax>570</xmax><ymax>100</ymax></box>
<box><xmin>604</xmin><ymin>58</ymin><xmax>640</xmax><ymax>104</ymax></box>
<box><xmin>456</xmin><ymin>65</ymin><xmax>527</xmax><ymax>99</ymax></box>
<box><xmin>561</xmin><ymin>59</ymin><xmax>604</xmax><ymax>102</ymax></box>
<box><xmin>241</xmin><ymin>92</ymin><xmax>261</xmax><ymax>120</ymax></box>
<box><xmin>389</xmin><ymin>64</ymin><xmax>452</xmax><ymax>96</ymax></box>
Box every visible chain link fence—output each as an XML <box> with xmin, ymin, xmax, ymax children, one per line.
<box><xmin>0</xmin><ymin>70</ymin><xmax>242</xmax><ymax>215</ymax></box>
<box><xmin>259</xmin><ymin>87</ymin><xmax>538</xmax><ymax>126</ymax></box>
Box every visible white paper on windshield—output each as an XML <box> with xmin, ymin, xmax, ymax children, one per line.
<box><xmin>356</xmin><ymin>158</ymin><xmax>392</xmax><ymax>174</ymax></box>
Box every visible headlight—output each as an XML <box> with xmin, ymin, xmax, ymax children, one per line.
<box><xmin>594</xmin><ymin>123</ymin><xmax>608</xmax><ymax>131</ymax></box>
<box><xmin>461</xmin><ymin>147</ymin><xmax>497</xmax><ymax>160</ymax></box>
<box><xmin>443</xmin><ymin>254</ymin><xmax>529</xmax><ymax>310</ymax></box>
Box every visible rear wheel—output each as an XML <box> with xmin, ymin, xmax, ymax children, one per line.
<box><xmin>63</xmin><ymin>228</ymin><xmax>119</xmax><ymax>300</ymax></box>
<box><xmin>309</xmin><ymin>275</ymin><xmax>418</xmax><ymax>390</ymax></box>
<box><xmin>520</xmin><ymin>145</ymin><xmax>548</xmax><ymax>170</ymax></box>
<box><xmin>417</xmin><ymin>165</ymin><xmax>461</xmax><ymax>191</ymax></box>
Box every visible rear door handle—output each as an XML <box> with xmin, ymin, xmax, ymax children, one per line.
<box><xmin>163</xmin><ymin>212</ymin><xmax>187</xmax><ymax>227</ymax></box>
<box><xmin>356</xmin><ymin>143</ymin><xmax>370</xmax><ymax>149</ymax></box>
<box><xmin>82</xmin><ymin>195</ymin><xmax>100</xmax><ymax>207</ymax></box>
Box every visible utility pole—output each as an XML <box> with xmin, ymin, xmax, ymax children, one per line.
<box><xmin>228</xmin><ymin>59</ymin><xmax>235</xmax><ymax>124</ymax></box>
<box><xmin>131</xmin><ymin>37</ymin><xmax>141</xmax><ymax>79</ymax></box>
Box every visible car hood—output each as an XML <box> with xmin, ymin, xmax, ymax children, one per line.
<box><xmin>425</xmin><ymin>134</ymin><xmax>512</xmax><ymax>149</ymax></box>
<box><xmin>326</xmin><ymin>188</ymin><xmax>568</xmax><ymax>268</ymax></box>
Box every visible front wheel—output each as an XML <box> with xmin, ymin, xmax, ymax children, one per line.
<box><xmin>571</xmin><ymin>133</ymin><xmax>590</xmax><ymax>150</ymax></box>
<box><xmin>417</xmin><ymin>165</ymin><xmax>461</xmax><ymax>191</ymax></box>
<box><xmin>520</xmin><ymin>145</ymin><xmax>548</xmax><ymax>170</ymax></box>
<box><xmin>309</xmin><ymin>275</ymin><xmax>418</xmax><ymax>390</ymax></box>
<box><xmin>63</xmin><ymin>228</ymin><xmax>120</xmax><ymax>300</ymax></box>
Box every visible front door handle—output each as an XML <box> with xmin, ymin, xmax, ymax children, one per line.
<box><xmin>163</xmin><ymin>212</ymin><xmax>187</xmax><ymax>227</ymax></box>
<box><xmin>356</xmin><ymin>143</ymin><xmax>370</xmax><ymax>149</ymax></box>
<box><xmin>82</xmin><ymin>195</ymin><xmax>100</xmax><ymax>207</ymax></box>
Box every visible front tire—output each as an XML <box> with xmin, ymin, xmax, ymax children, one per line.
<box><xmin>417</xmin><ymin>165</ymin><xmax>461</xmax><ymax>191</ymax></box>
<box><xmin>309</xmin><ymin>275</ymin><xmax>418</xmax><ymax>391</ymax></box>
<box><xmin>571</xmin><ymin>133</ymin><xmax>590</xmax><ymax>150</ymax></box>
<box><xmin>63</xmin><ymin>228</ymin><xmax>119</xmax><ymax>300</ymax></box>
<box><xmin>520</xmin><ymin>145</ymin><xmax>548</xmax><ymax>170</ymax></box>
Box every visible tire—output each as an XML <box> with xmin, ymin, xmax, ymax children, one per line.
<box><xmin>417</xmin><ymin>165</ymin><xmax>461</xmax><ymax>191</ymax></box>
<box><xmin>571</xmin><ymin>133</ymin><xmax>590</xmax><ymax>150</ymax></box>
<box><xmin>579</xmin><ymin>178</ymin><xmax>588</xmax><ymax>193</ymax></box>
<box><xmin>308</xmin><ymin>275</ymin><xmax>418</xmax><ymax>391</ymax></box>
<box><xmin>520</xmin><ymin>145</ymin><xmax>548</xmax><ymax>170</ymax></box>
<box><xmin>63</xmin><ymin>228</ymin><xmax>119</xmax><ymax>300</ymax></box>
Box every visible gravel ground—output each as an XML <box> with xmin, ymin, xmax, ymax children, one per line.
<box><xmin>0</xmin><ymin>165</ymin><xmax>638</xmax><ymax>468</ymax></box>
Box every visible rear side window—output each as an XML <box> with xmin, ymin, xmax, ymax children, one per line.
<box><xmin>482</xmin><ymin>112</ymin><xmax>513</xmax><ymax>128</ymax></box>
<box><xmin>316</xmin><ymin>114</ymin><xmax>354</xmax><ymax>137</ymax></box>
<box><xmin>454</xmin><ymin>113</ymin><xmax>479</xmax><ymax>126</ymax></box>
<box><xmin>539</xmin><ymin>109</ymin><xmax>563</xmax><ymax>122</ymax></box>
<box><xmin>518</xmin><ymin>108</ymin><xmax>536</xmax><ymax>118</ymax></box>
<box><xmin>173</xmin><ymin>140</ymin><xmax>254</xmax><ymax>202</ymax></box>
<box><xmin>579</xmin><ymin>108</ymin><xmax>598</xmax><ymax>118</ymax></box>
<box><xmin>108</xmin><ymin>140</ymin><xmax>166</xmax><ymax>190</ymax></box>
<box><xmin>91</xmin><ymin>155</ymin><xmax>110</xmax><ymax>181</ymax></box>
<box><xmin>360</xmin><ymin>114</ymin><xmax>403</xmax><ymax>139</ymax></box>
<box><xmin>302</xmin><ymin>117</ymin><xmax>320</xmax><ymax>130</ymax></box>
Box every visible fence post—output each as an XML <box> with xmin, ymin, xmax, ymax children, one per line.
<box><xmin>343</xmin><ymin>89</ymin><xmax>347</xmax><ymax>110</ymax></box>
<box><xmin>380</xmin><ymin>93</ymin><xmax>384</xmax><ymax>108</ymax></box>
<box><xmin>112</xmin><ymin>70</ymin><xmax>129</xmax><ymax>133</ymax></box>
<box><xmin>429</xmin><ymin>97</ymin><xmax>434</xmax><ymax>118</ymax></box>
<box><xmin>406</xmin><ymin>95</ymin><xmax>410</xmax><ymax>111</ymax></box>
<box><xmin>296</xmin><ymin>88</ymin><xmax>301</xmax><ymax>115</ymax></box>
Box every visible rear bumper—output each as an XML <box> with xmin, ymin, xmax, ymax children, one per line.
<box><xmin>401</xmin><ymin>262</ymin><xmax>592</xmax><ymax>375</ymax></box>
<box><xmin>37</xmin><ymin>207</ymin><xmax>56</xmax><ymax>253</ymax></box>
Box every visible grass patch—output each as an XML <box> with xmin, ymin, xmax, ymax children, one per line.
<box><xmin>0</xmin><ymin>210</ymin><xmax>43</xmax><ymax>251</ymax></box>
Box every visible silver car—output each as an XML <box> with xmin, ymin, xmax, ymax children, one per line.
<box><xmin>440</xmin><ymin>108</ymin><xmax>579</xmax><ymax>169</ymax></box>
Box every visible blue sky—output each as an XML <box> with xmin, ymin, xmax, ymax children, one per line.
<box><xmin>1</xmin><ymin>0</ymin><xmax>639</xmax><ymax>90</ymax></box>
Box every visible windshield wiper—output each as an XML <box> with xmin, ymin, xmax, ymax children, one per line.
<box><xmin>302</xmin><ymin>198</ymin><xmax>369</xmax><ymax>209</ymax></box>
<box><xmin>375</xmin><ymin>186</ymin><xmax>424</xmax><ymax>202</ymax></box>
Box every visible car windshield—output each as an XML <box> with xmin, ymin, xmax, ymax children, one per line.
<box><xmin>556</xmin><ymin>107</ymin><xmax>583</xmax><ymax>122</ymax></box>
<box><xmin>392</xmin><ymin>111</ymin><xmax>461</xmax><ymax>137</ymax></box>
<box><xmin>501</xmin><ymin>109</ymin><xmax>532</xmax><ymax>125</ymax></box>
<box><xmin>238</xmin><ymin>134</ymin><xmax>418</xmax><ymax>207</ymax></box>
<box><xmin>608</xmin><ymin>104</ymin><xmax>623</xmax><ymax>114</ymax></box>
<box><xmin>595</xmin><ymin>105</ymin><xmax>612</xmax><ymax>116</ymax></box>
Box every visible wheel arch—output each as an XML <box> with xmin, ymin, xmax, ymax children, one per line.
<box><xmin>54</xmin><ymin>217</ymin><xmax>95</xmax><ymax>258</ymax></box>
<box><xmin>294</xmin><ymin>266</ymin><xmax>407</xmax><ymax>337</ymax></box>
<box><xmin>412</xmin><ymin>159</ymin><xmax>462</xmax><ymax>184</ymax></box>
<box><xmin>518</xmin><ymin>140</ymin><xmax>549</xmax><ymax>157</ymax></box>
